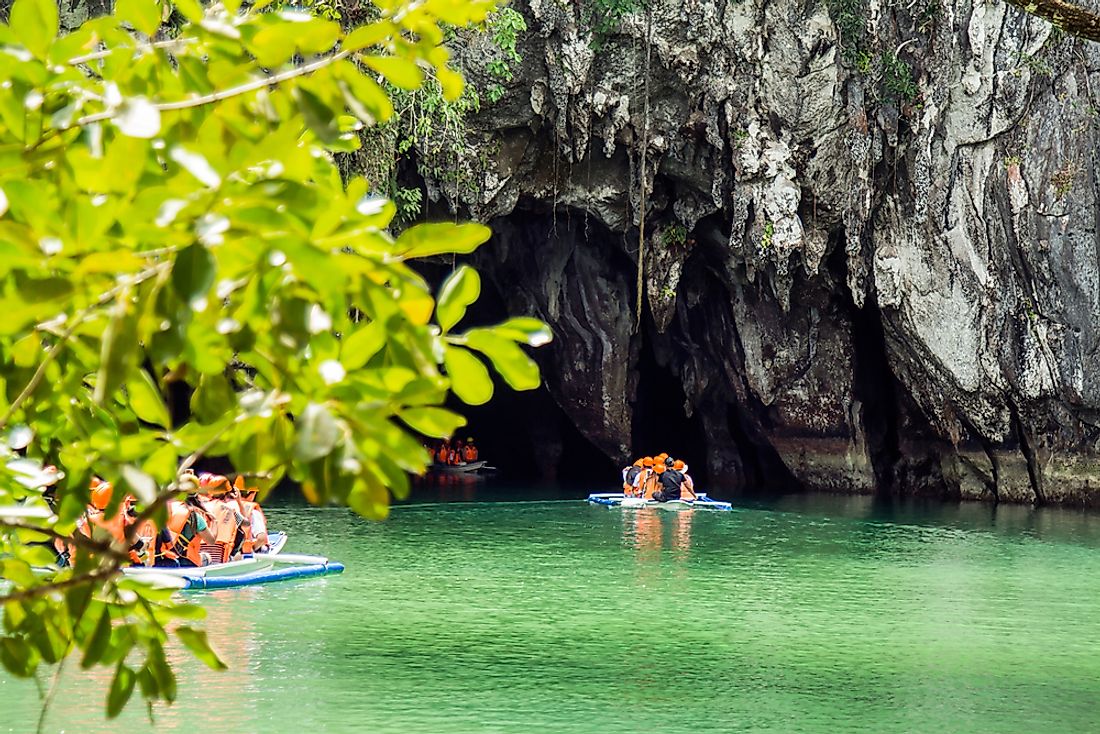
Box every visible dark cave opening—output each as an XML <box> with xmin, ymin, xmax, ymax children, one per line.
<box><xmin>414</xmin><ymin>254</ymin><xmax>616</xmax><ymax>484</ymax></box>
<box><xmin>826</xmin><ymin>236</ymin><xmax>901</xmax><ymax>493</ymax></box>
<box><xmin>630</xmin><ymin>323</ymin><xmax>710</xmax><ymax>483</ymax></box>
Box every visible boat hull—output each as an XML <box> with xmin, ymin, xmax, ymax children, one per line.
<box><xmin>122</xmin><ymin>531</ymin><xmax>345</xmax><ymax>589</ymax></box>
<box><xmin>586</xmin><ymin>492</ymin><xmax>733</xmax><ymax>511</ymax></box>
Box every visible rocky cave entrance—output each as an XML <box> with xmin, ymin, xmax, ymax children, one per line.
<box><xmin>415</xmin><ymin>258</ymin><xmax>616</xmax><ymax>484</ymax></box>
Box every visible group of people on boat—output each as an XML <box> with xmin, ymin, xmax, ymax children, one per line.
<box><xmin>434</xmin><ymin>437</ymin><xmax>479</xmax><ymax>466</ymax></box>
<box><xmin>55</xmin><ymin>470</ymin><xmax>269</xmax><ymax>569</ymax></box>
<box><xmin>621</xmin><ymin>454</ymin><xmax>696</xmax><ymax>502</ymax></box>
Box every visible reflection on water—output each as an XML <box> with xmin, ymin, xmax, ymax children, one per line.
<box><xmin>6</xmin><ymin>490</ymin><xmax>1100</xmax><ymax>734</ymax></box>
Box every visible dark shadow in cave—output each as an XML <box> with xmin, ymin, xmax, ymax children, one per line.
<box><xmin>631</xmin><ymin>317</ymin><xmax>710</xmax><ymax>483</ymax></box>
<box><xmin>414</xmin><ymin>255</ymin><xmax>616</xmax><ymax>484</ymax></box>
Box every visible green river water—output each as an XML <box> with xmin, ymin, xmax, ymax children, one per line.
<box><xmin>5</xmin><ymin>490</ymin><xmax>1100</xmax><ymax>733</ymax></box>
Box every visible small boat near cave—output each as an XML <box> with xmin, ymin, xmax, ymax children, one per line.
<box><xmin>586</xmin><ymin>492</ymin><xmax>733</xmax><ymax>511</ymax></box>
<box><xmin>122</xmin><ymin>531</ymin><xmax>345</xmax><ymax>590</ymax></box>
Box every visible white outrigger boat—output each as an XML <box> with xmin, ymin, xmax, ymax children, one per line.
<box><xmin>429</xmin><ymin>460</ymin><xmax>497</xmax><ymax>475</ymax></box>
<box><xmin>586</xmin><ymin>492</ymin><xmax>733</xmax><ymax>511</ymax></box>
<box><xmin>122</xmin><ymin>532</ymin><xmax>345</xmax><ymax>590</ymax></box>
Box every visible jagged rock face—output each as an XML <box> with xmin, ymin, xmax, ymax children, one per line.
<box><xmin>415</xmin><ymin>0</ymin><xmax>1100</xmax><ymax>504</ymax></box>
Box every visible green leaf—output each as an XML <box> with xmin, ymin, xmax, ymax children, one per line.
<box><xmin>172</xmin><ymin>0</ymin><xmax>204</xmax><ymax>22</ymax></box>
<box><xmin>94</xmin><ymin>289</ymin><xmax>139</xmax><ymax>404</ymax></box>
<box><xmin>341</xmin><ymin>22</ymin><xmax>391</xmax><ymax>52</ymax></box>
<box><xmin>443</xmin><ymin>346</ymin><xmax>493</xmax><ymax>405</ymax></box>
<box><xmin>116</xmin><ymin>0</ymin><xmax>161</xmax><ymax>35</ymax></box>
<box><xmin>293</xmin><ymin>402</ymin><xmax>339</xmax><ymax>462</ymax></box>
<box><xmin>464</xmin><ymin>330</ymin><xmax>541</xmax><ymax>391</ymax></box>
<box><xmin>172</xmin><ymin>243</ymin><xmax>216</xmax><ymax>307</ymax></box>
<box><xmin>437</xmin><ymin>67</ymin><xmax>465</xmax><ymax>102</ymax></box>
<box><xmin>363</xmin><ymin>56</ymin><xmax>424</xmax><ymax>90</ymax></box>
<box><xmin>10</xmin><ymin>0</ymin><xmax>58</xmax><ymax>58</ymax></box>
<box><xmin>0</xmin><ymin>638</ymin><xmax>34</xmax><ymax>678</ymax></box>
<box><xmin>489</xmin><ymin>317</ymin><xmax>554</xmax><ymax>347</ymax></box>
<box><xmin>295</xmin><ymin>86</ymin><xmax>340</xmax><ymax>145</ymax></box>
<box><xmin>436</xmin><ymin>265</ymin><xmax>480</xmax><ymax>333</ymax></box>
<box><xmin>341</xmin><ymin>321</ymin><xmax>385</xmax><ymax>371</ymax></box>
<box><xmin>127</xmin><ymin>371</ymin><xmax>171</xmax><ymax>428</ymax></box>
<box><xmin>347</xmin><ymin>473</ymin><xmax>389</xmax><ymax>520</ymax></box>
<box><xmin>81</xmin><ymin>608</ymin><xmax>113</xmax><ymax>669</ymax></box>
<box><xmin>397</xmin><ymin>406</ymin><xmax>465</xmax><ymax>438</ymax></box>
<box><xmin>250</xmin><ymin>23</ymin><xmax>302</xmax><ymax>66</ymax></box>
<box><xmin>395</xmin><ymin>222</ymin><xmax>491</xmax><ymax>259</ymax></box>
<box><xmin>175</xmin><ymin>626</ymin><xmax>227</xmax><ymax>671</ymax></box>
<box><xmin>190</xmin><ymin>373</ymin><xmax>234</xmax><ymax>424</ymax></box>
<box><xmin>107</xmin><ymin>664</ymin><xmax>136</xmax><ymax>718</ymax></box>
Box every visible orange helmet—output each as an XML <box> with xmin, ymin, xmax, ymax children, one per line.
<box><xmin>673</xmin><ymin>460</ymin><xmax>686</xmax><ymax>471</ymax></box>
<box><xmin>632</xmin><ymin>459</ymin><xmax>644</xmax><ymax>467</ymax></box>
<box><xmin>654</xmin><ymin>464</ymin><xmax>666</xmax><ymax>474</ymax></box>
<box><xmin>199</xmin><ymin>473</ymin><xmax>232</xmax><ymax>496</ymax></box>
<box><xmin>642</xmin><ymin>457</ymin><xmax>654</xmax><ymax>467</ymax></box>
<box><xmin>657</xmin><ymin>453</ymin><xmax>669</xmax><ymax>461</ymax></box>
<box><xmin>89</xmin><ymin>479</ymin><xmax>113</xmax><ymax>510</ymax></box>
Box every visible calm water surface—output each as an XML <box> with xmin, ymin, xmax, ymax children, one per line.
<box><xmin>5</xmin><ymin>490</ymin><xmax>1100</xmax><ymax>733</ymax></box>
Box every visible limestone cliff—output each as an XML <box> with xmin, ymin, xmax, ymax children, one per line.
<box><xmin>404</xmin><ymin>0</ymin><xmax>1100</xmax><ymax>505</ymax></box>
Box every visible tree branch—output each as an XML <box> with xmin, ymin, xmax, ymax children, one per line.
<box><xmin>1004</xmin><ymin>0</ymin><xmax>1100</xmax><ymax>42</ymax></box>
<box><xmin>0</xmin><ymin>566</ymin><xmax>119</xmax><ymax>605</ymax></box>
<box><xmin>0</xmin><ymin>519</ymin><xmax>127</xmax><ymax>562</ymax></box>
<box><xmin>75</xmin><ymin>50</ymin><xmax>352</xmax><ymax>127</ymax></box>
<box><xmin>68</xmin><ymin>38</ymin><xmax>197</xmax><ymax>65</ymax></box>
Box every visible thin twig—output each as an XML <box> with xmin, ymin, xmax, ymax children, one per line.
<box><xmin>68</xmin><ymin>38</ymin><xmax>198</xmax><ymax>65</ymax></box>
<box><xmin>36</xmin><ymin>655</ymin><xmax>67</xmax><ymax>734</ymax></box>
<box><xmin>75</xmin><ymin>50</ymin><xmax>352</xmax><ymax>127</ymax></box>
<box><xmin>0</xmin><ymin>520</ymin><xmax>127</xmax><ymax>562</ymax></box>
<box><xmin>0</xmin><ymin>567</ymin><xmax>119</xmax><ymax>605</ymax></box>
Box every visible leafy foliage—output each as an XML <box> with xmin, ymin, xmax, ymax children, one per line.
<box><xmin>584</xmin><ymin>0</ymin><xmax>643</xmax><ymax>48</ymax></box>
<box><xmin>0</xmin><ymin>0</ymin><xmax>550</xmax><ymax>719</ymax></box>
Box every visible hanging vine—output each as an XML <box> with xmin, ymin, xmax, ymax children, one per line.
<box><xmin>633</xmin><ymin>4</ymin><xmax>652</xmax><ymax>334</ymax></box>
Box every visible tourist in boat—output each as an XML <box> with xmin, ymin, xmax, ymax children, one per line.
<box><xmin>674</xmin><ymin>460</ymin><xmax>696</xmax><ymax>501</ymax></box>
<box><xmin>652</xmin><ymin>462</ymin><xmax>684</xmax><ymax>503</ymax></box>
<box><xmin>622</xmin><ymin>459</ymin><xmax>644</xmax><ymax>496</ymax></box>
<box><xmin>74</xmin><ymin>478</ymin><xmax>145</xmax><ymax>565</ymax></box>
<box><xmin>436</xmin><ymin>440</ymin><xmax>451</xmax><ymax>465</ymax></box>
<box><xmin>198</xmin><ymin>473</ymin><xmax>251</xmax><ymax>564</ymax></box>
<box><xmin>156</xmin><ymin>491</ymin><xmax>217</xmax><ymax>567</ymax></box>
<box><xmin>635</xmin><ymin>457</ymin><xmax>659</xmax><ymax>498</ymax></box>
<box><xmin>463</xmin><ymin>438</ymin><xmax>479</xmax><ymax>462</ymax></box>
<box><xmin>231</xmin><ymin>476</ymin><xmax>269</xmax><ymax>554</ymax></box>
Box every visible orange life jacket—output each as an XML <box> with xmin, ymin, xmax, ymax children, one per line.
<box><xmin>200</xmin><ymin>497</ymin><xmax>241</xmax><ymax>564</ymax></box>
<box><xmin>163</xmin><ymin>501</ymin><xmax>205</xmax><ymax>566</ymax></box>
<box><xmin>641</xmin><ymin>471</ymin><xmax>659</xmax><ymax>500</ymax></box>
<box><xmin>680</xmin><ymin>477</ymin><xmax>697</xmax><ymax>502</ymax></box>
<box><xmin>437</xmin><ymin>446</ymin><xmax>449</xmax><ymax>463</ymax></box>
<box><xmin>78</xmin><ymin>508</ymin><xmax>140</xmax><ymax>564</ymax></box>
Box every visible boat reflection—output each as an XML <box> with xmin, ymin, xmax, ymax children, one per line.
<box><xmin>625</xmin><ymin>508</ymin><xmax>695</xmax><ymax>560</ymax></box>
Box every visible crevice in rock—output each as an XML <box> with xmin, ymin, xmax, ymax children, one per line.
<box><xmin>1010</xmin><ymin>401</ymin><xmax>1046</xmax><ymax>505</ymax></box>
<box><xmin>826</xmin><ymin>236</ymin><xmax>901</xmax><ymax>494</ymax></box>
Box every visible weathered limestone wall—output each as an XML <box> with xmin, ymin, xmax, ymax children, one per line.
<box><xmin>412</xmin><ymin>0</ymin><xmax>1100</xmax><ymax>503</ymax></box>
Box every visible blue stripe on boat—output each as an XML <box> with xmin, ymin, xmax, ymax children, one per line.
<box><xmin>181</xmin><ymin>562</ymin><xmax>345</xmax><ymax>590</ymax></box>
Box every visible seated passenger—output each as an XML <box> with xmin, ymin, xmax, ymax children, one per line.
<box><xmin>464</xmin><ymin>439</ymin><xmax>479</xmax><ymax>462</ymax></box>
<box><xmin>652</xmin><ymin>463</ymin><xmax>684</xmax><ymax>502</ymax></box>
<box><xmin>674</xmin><ymin>460</ymin><xmax>696</xmax><ymax>501</ymax></box>
<box><xmin>157</xmin><ymin>493</ymin><xmax>217</xmax><ymax>567</ymax></box>
<box><xmin>623</xmin><ymin>459</ymin><xmax>644</xmax><ymax>495</ymax></box>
